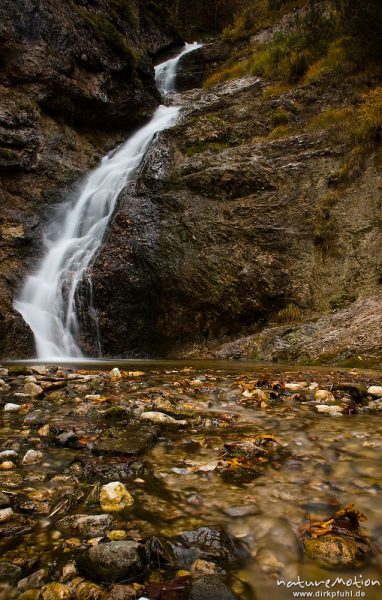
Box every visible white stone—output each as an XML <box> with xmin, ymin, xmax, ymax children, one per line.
<box><xmin>308</xmin><ymin>382</ymin><xmax>319</xmax><ymax>391</ymax></box>
<box><xmin>0</xmin><ymin>508</ymin><xmax>13</xmax><ymax>523</ymax></box>
<box><xmin>0</xmin><ymin>450</ymin><xmax>18</xmax><ymax>462</ymax></box>
<box><xmin>24</xmin><ymin>382</ymin><xmax>44</xmax><ymax>397</ymax></box>
<box><xmin>0</xmin><ymin>379</ymin><xmax>10</xmax><ymax>392</ymax></box>
<box><xmin>316</xmin><ymin>404</ymin><xmax>343</xmax><ymax>416</ymax></box>
<box><xmin>0</xmin><ymin>368</ymin><xmax>8</xmax><ymax>377</ymax></box>
<box><xmin>29</xmin><ymin>366</ymin><xmax>50</xmax><ymax>376</ymax></box>
<box><xmin>22</xmin><ymin>449</ymin><xmax>44</xmax><ymax>465</ymax></box>
<box><xmin>367</xmin><ymin>386</ymin><xmax>382</xmax><ymax>398</ymax></box>
<box><xmin>314</xmin><ymin>389</ymin><xmax>336</xmax><ymax>404</ymax></box>
<box><xmin>140</xmin><ymin>411</ymin><xmax>187</xmax><ymax>427</ymax></box>
<box><xmin>242</xmin><ymin>388</ymin><xmax>269</xmax><ymax>401</ymax></box>
<box><xmin>4</xmin><ymin>403</ymin><xmax>21</xmax><ymax>412</ymax></box>
<box><xmin>284</xmin><ymin>382</ymin><xmax>308</xmax><ymax>392</ymax></box>
<box><xmin>109</xmin><ymin>368</ymin><xmax>122</xmax><ymax>380</ymax></box>
<box><xmin>100</xmin><ymin>482</ymin><xmax>134</xmax><ymax>513</ymax></box>
<box><xmin>25</xmin><ymin>375</ymin><xmax>38</xmax><ymax>383</ymax></box>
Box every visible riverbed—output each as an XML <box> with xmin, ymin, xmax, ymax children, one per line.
<box><xmin>0</xmin><ymin>362</ymin><xmax>381</xmax><ymax>599</ymax></box>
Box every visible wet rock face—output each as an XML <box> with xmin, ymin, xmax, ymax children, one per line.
<box><xmin>0</xmin><ymin>0</ymin><xmax>180</xmax><ymax>129</ymax></box>
<box><xmin>90</xmin><ymin>68</ymin><xmax>382</xmax><ymax>360</ymax></box>
<box><xmin>175</xmin><ymin>42</ymin><xmax>231</xmax><ymax>91</ymax></box>
<box><xmin>0</xmin><ymin>0</ymin><xmax>181</xmax><ymax>359</ymax></box>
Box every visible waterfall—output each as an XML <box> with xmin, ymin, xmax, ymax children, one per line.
<box><xmin>155</xmin><ymin>41</ymin><xmax>201</xmax><ymax>94</ymax></box>
<box><xmin>14</xmin><ymin>42</ymin><xmax>201</xmax><ymax>360</ymax></box>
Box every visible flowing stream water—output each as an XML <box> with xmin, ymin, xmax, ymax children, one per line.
<box><xmin>14</xmin><ymin>42</ymin><xmax>201</xmax><ymax>361</ymax></box>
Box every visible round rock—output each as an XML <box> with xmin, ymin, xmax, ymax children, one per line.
<box><xmin>4</xmin><ymin>403</ymin><xmax>21</xmax><ymax>412</ymax></box>
<box><xmin>100</xmin><ymin>481</ymin><xmax>134</xmax><ymax>513</ymax></box>
<box><xmin>303</xmin><ymin>534</ymin><xmax>371</xmax><ymax>568</ymax></box>
<box><xmin>185</xmin><ymin>576</ymin><xmax>238</xmax><ymax>600</ymax></box>
<box><xmin>77</xmin><ymin>541</ymin><xmax>145</xmax><ymax>583</ymax></box>
<box><xmin>22</xmin><ymin>450</ymin><xmax>44</xmax><ymax>465</ymax></box>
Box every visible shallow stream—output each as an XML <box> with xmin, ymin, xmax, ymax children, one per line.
<box><xmin>1</xmin><ymin>361</ymin><xmax>381</xmax><ymax>599</ymax></box>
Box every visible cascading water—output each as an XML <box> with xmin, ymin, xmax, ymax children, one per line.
<box><xmin>155</xmin><ymin>41</ymin><xmax>201</xmax><ymax>94</ymax></box>
<box><xmin>14</xmin><ymin>42</ymin><xmax>202</xmax><ymax>360</ymax></box>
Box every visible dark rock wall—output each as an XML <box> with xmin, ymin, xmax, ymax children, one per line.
<box><xmin>89</xmin><ymin>76</ymin><xmax>382</xmax><ymax>359</ymax></box>
<box><xmin>0</xmin><ymin>0</ymin><xmax>181</xmax><ymax>358</ymax></box>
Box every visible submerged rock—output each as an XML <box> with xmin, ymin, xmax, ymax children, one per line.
<box><xmin>140</xmin><ymin>411</ymin><xmax>188</xmax><ymax>427</ymax></box>
<box><xmin>75</xmin><ymin>581</ymin><xmax>105</xmax><ymax>599</ymax></box>
<box><xmin>77</xmin><ymin>541</ymin><xmax>145</xmax><ymax>583</ymax></box>
<box><xmin>185</xmin><ymin>575</ymin><xmax>238</xmax><ymax>600</ymax></box>
<box><xmin>303</xmin><ymin>534</ymin><xmax>371</xmax><ymax>568</ymax></box>
<box><xmin>18</xmin><ymin>569</ymin><xmax>46</xmax><ymax>592</ymax></box>
<box><xmin>173</xmin><ymin>526</ymin><xmax>240</xmax><ymax>566</ymax></box>
<box><xmin>56</xmin><ymin>514</ymin><xmax>114</xmax><ymax>538</ymax></box>
<box><xmin>0</xmin><ymin>562</ymin><xmax>22</xmax><ymax>585</ymax></box>
<box><xmin>22</xmin><ymin>449</ymin><xmax>44</xmax><ymax>465</ymax></box>
<box><xmin>93</xmin><ymin>425</ymin><xmax>159</xmax><ymax>456</ymax></box>
<box><xmin>41</xmin><ymin>583</ymin><xmax>72</xmax><ymax>599</ymax></box>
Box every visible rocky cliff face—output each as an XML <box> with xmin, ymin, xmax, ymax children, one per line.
<box><xmin>89</xmin><ymin>65</ymin><xmax>382</xmax><ymax>364</ymax></box>
<box><xmin>0</xmin><ymin>0</ymin><xmax>181</xmax><ymax>357</ymax></box>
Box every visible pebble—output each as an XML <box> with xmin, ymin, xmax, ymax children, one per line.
<box><xmin>0</xmin><ymin>378</ymin><xmax>10</xmax><ymax>391</ymax></box>
<box><xmin>190</xmin><ymin>559</ymin><xmax>218</xmax><ymax>575</ymax></box>
<box><xmin>61</xmin><ymin>563</ymin><xmax>77</xmax><ymax>581</ymax></box>
<box><xmin>41</xmin><ymin>583</ymin><xmax>72</xmax><ymax>599</ymax></box>
<box><xmin>18</xmin><ymin>569</ymin><xmax>46</xmax><ymax>592</ymax></box>
<box><xmin>22</xmin><ymin>449</ymin><xmax>44</xmax><ymax>465</ymax></box>
<box><xmin>140</xmin><ymin>411</ymin><xmax>188</xmax><ymax>427</ymax></box>
<box><xmin>24</xmin><ymin>382</ymin><xmax>44</xmax><ymax>397</ymax></box>
<box><xmin>76</xmin><ymin>581</ymin><xmax>105</xmax><ymax>599</ymax></box>
<box><xmin>4</xmin><ymin>403</ymin><xmax>21</xmax><ymax>412</ymax></box>
<box><xmin>0</xmin><ymin>507</ymin><xmax>14</xmax><ymax>522</ymax></box>
<box><xmin>38</xmin><ymin>424</ymin><xmax>51</xmax><ymax>436</ymax></box>
<box><xmin>0</xmin><ymin>368</ymin><xmax>9</xmax><ymax>377</ymax></box>
<box><xmin>100</xmin><ymin>481</ymin><xmax>134</xmax><ymax>512</ymax></box>
<box><xmin>0</xmin><ymin>461</ymin><xmax>16</xmax><ymax>470</ymax></box>
<box><xmin>0</xmin><ymin>450</ymin><xmax>19</xmax><ymax>462</ymax></box>
<box><xmin>367</xmin><ymin>386</ymin><xmax>382</xmax><ymax>397</ymax></box>
<box><xmin>110</xmin><ymin>368</ymin><xmax>122</xmax><ymax>380</ymax></box>
<box><xmin>0</xmin><ymin>491</ymin><xmax>11</xmax><ymax>507</ymax></box>
<box><xmin>314</xmin><ymin>389</ymin><xmax>336</xmax><ymax>403</ymax></box>
<box><xmin>29</xmin><ymin>366</ymin><xmax>50</xmax><ymax>376</ymax></box>
<box><xmin>256</xmin><ymin>548</ymin><xmax>285</xmax><ymax>574</ymax></box>
<box><xmin>316</xmin><ymin>404</ymin><xmax>343</xmax><ymax>416</ymax></box>
<box><xmin>107</xmin><ymin>530</ymin><xmax>128</xmax><ymax>541</ymax></box>
<box><xmin>285</xmin><ymin>382</ymin><xmax>307</xmax><ymax>392</ymax></box>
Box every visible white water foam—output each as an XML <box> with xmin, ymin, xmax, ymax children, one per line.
<box><xmin>155</xmin><ymin>41</ymin><xmax>202</xmax><ymax>94</ymax></box>
<box><xmin>14</xmin><ymin>43</ymin><xmax>201</xmax><ymax>360</ymax></box>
